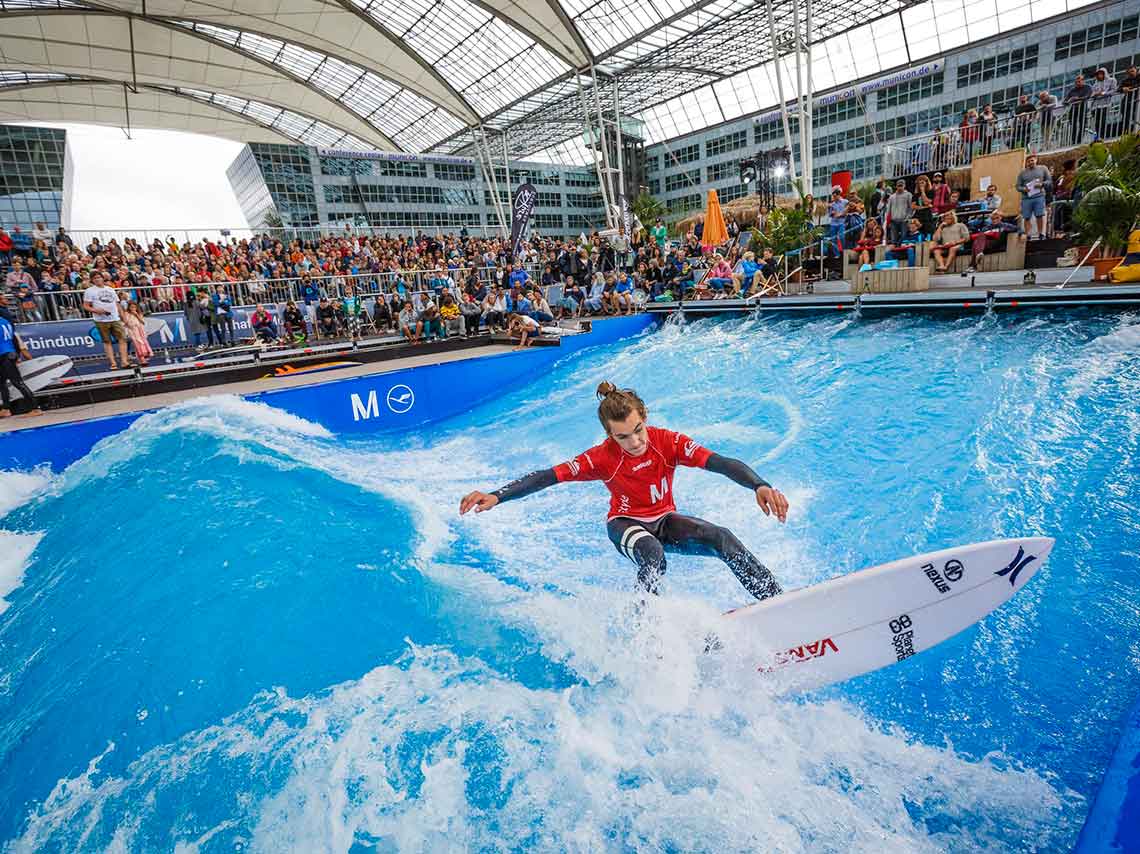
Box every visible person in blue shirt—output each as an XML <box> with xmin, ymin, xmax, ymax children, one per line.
<box><xmin>887</xmin><ymin>218</ymin><xmax>926</xmax><ymax>267</ymax></box>
<box><xmin>0</xmin><ymin>313</ymin><xmax>40</xmax><ymax>417</ymax></box>
<box><xmin>613</xmin><ymin>271</ymin><xmax>634</xmax><ymax>315</ymax></box>
<box><xmin>211</xmin><ymin>285</ymin><xmax>235</xmax><ymax>345</ymax></box>
<box><xmin>508</xmin><ymin>264</ymin><xmax>530</xmax><ymax>290</ymax></box>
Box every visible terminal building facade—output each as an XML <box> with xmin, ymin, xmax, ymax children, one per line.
<box><xmin>223</xmin><ymin>0</ymin><xmax>1140</xmax><ymax>238</ymax></box>
<box><xmin>0</xmin><ymin>124</ymin><xmax>72</xmax><ymax>233</ymax></box>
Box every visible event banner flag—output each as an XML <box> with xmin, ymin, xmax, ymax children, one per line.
<box><xmin>509</xmin><ymin>182</ymin><xmax>538</xmax><ymax>260</ymax></box>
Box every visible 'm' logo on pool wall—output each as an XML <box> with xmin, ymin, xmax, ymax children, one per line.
<box><xmin>994</xmin><ymin>545</ymin><xmax>1037</xmax><ymax>586</ymax></box>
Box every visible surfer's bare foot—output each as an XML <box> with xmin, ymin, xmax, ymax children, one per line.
<box><xmin>0</xmin><ymin>409</ymin><xmax>11</xmax><ymax>418</ymax></box>
<box><xmin>18</xmin><ymin>408</ymin><xmax>42</xmax><ymax>417</ymax></box>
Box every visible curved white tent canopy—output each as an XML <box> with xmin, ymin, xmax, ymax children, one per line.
<box><xmin>0</xmin><ymin>12</ymin><xmax>398</xmax><ymax>146</ymax></box>
<box><xmin>0</xmin><ymin>73</ymin><xmax>375</xmax><ymax>147</ymax></box>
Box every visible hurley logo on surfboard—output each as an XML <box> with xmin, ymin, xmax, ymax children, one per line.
<box><xmin>995</xmin><ymin>545</ymin><xmax>1038</xmax><ymax>586</ymax></box>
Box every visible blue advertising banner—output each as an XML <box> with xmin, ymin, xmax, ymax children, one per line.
<box><xmin>17</xmin><ymin>305</ymin><xmax>279</xmax><ymax>359</ymax></box>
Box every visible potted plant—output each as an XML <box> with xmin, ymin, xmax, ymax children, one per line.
<box><xmin>1074</xmin><ymin>134</ymin><xmax>1140</xmax><ymax>280</ymax></box>
<box><xmin>751</xmin><ymin>199</ymin><xmax>823</xmax><ymax>281</ymax></box>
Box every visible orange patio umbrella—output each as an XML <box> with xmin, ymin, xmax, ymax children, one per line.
<box><xmin>702</xmin><ymin>189</ymin><xmax>729</xmax><ymax>248</ymax></box>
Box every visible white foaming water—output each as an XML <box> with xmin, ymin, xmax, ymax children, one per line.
<box><xmin>4</xmin><ymin>331</ymin><xmax>1085</xmax><ymax>850</ymax></box>
<box><xmin>0</xmin><ymin>469</ymin><xmax>51</xmax><ymax>614</ymax></box>
<box><xmin>13</xmin><ymin>643</ymin><xmax>1076</xmax><ymax>853</ymax></box>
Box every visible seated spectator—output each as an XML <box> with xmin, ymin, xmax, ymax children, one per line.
<box><xmin>930</xmin><ymin>212</ymin><xmax>972</xmax><ymax>272</ymax></box>
<box><xmin>612</xmin><ymin>271</ymin><xmax>635</xmax><ymax>313</ymax></box>
<box><xmin>852</xmin><ymin>220</ymin><xmax>884</xmax><ymax>268</ymax></box>
<box><xmin>583</xmin><ymin>274</ymin><xmax>607</xmax><ymax>314</ymax></box>
<box><xmin>419</xmin><ymin>298</ymin><xmax>445</xmax><ymax>341</ymax></box>
<box><xmin>966</xmin><ymin>211</ymin><xmax>1019</xmax><ymax>273</ymax></box>
<box><xmin>439</xmin><ymin>291</ymin><xmax>462</xmax><ymax>337</ymax></box>
<box><xmin>981</xmin><ymin>184</ymin><xmax>1003</xmax><ymax>211</ymax></box>
<box><xmin>706</xmin><ymin>253</ymin><xmax>734</xmax><ymax>295</ymax></box>
<box><xmin>733</xmin><ymin>250</ymin><xmax>763</xmax><ymax>294</ymax></box>
<box><xmin>481</xmin><ymin>287</ymin><xmax>506</xmax><ymax>330</ymax></box>
<box><xmin>887</xmin><ymin>218</ymin><xmax>926</xmax><ymax>268</ymax></box>
<box><xmin>398</xmin><ymin>300</ymin><xmax>421</xmax><ymax>343</ymax></box>
<box><xmin>508</xmin><ymin>312</ymin><xmax>540</xmax><ymax>349</ymax></box>
<box><xmin>557</xmin><ymin>274</ymin><xmax>581</xmax><ymax>318</ymax></box>
<box><xmin>529</xmin><ymin>288</ymin><xmax>554</xmax><ymax>323</ymax></box>
<box><xmin>316</xmin><ymin>296</ymin><xmax>339</xmax><ymax>338</ymax></box>
<box><xmin>372</xmin><ymin>294</ymin><xmax>393</xmax><ymax>332</ymax></box>
<box><xmin>282</xmin><ymin>299</ymin><xmax>308</xmax><ymax>342</ymax></box>
<box><xmin>459</xmin><ymin>291</ymin><xmax>483</xmax><ymax>336</ymax></box>
<box><xmin>249</xmin><ymin>304</ymin><xmax>278</xmax><ymax>342</ymax></box>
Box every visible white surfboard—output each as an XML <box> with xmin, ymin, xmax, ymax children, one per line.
<box><xmin>12</xmin><ymin>355</ymin><xmax>73</xmax><ymax>399</ymax></box>
<box><xmin>723</xmin><ymin>537</ymin><xmax>1054</xmax><ymax>692</ymax></box>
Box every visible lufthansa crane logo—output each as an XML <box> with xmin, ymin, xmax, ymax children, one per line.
<box><xmin>386</xmin><ymin>384</ymin><xmax>414</xmax><ymax>414</ymax></box>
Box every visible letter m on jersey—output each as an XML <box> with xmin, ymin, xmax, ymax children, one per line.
<box><xmin>649</xmin><ymin>476</ymin><xmax>669</xmax><ymax>503</ymax></box>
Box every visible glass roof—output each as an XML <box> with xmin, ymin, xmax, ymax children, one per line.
<box><xmin>171</xmin><ymin>87</ymin><xmax>375</xmax><ymax>150</ymax></box>
<box><xmin>175</xmin><ymin>21</ymin><xmax>467</xmax><ymax>151</ymax></box>
<box><xmin>0</xmin><ymin>0</ymin><xmax>1117</xmax><ymax>157</ymax></box>
<box><xmin>347</xmin><ymin>0</ymin><xmax>572</xmax><ymax>116</ymax></box>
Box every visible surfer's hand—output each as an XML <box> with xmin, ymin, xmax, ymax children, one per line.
<box><xmin>460</xmin><ymin>491</ymin><xmax>499</xmax><ymax>515</ymax></box>
<box><xmin>756</xmin><ymin>486</ymin><xmax>788</xmax><ymax>523</ymax></box>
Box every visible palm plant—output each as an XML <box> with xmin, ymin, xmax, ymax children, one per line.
<box><xmin>1074</xmin><ymin>134</ymin><xmax>1140</xmax><ymax>256</ymax></box>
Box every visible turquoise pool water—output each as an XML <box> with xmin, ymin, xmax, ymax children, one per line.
<box><xmin>1</xmin><ymin>310</ymin><xmax>1139</xmax><ymax>851</ymax></box>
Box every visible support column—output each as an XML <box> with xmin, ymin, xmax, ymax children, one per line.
<box><xmin>765</xmin><ymin>0</ymin><xmax>798</xmax><ymax>186</ymax></box>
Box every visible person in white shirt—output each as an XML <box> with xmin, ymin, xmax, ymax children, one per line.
<box><xmin>82</xmin><ymin>271</ymin><xmax>129</xmax><ymax>369</ymax></box>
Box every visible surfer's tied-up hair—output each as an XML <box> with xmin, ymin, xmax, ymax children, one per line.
<box><xmin>596</xmin><ymin>381</ymin><xmax>647</xmax><ymax>433</ymax></box>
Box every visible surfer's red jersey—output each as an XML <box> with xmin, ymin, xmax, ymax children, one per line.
<box><xmin>553</xmin><ymin>425</ymin><xmax>712</xmax><ymax>520</ymax></box>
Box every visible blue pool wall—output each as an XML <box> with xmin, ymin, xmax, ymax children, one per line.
<box><xmin>0</xmin><ymin>313</ymin><xmax>655</xmax><ymax>472</ymax></box>
<box><xmin>4</xmin><ymin>307</ymin><xmax>1140</xmax><ymax>849</ymax></box>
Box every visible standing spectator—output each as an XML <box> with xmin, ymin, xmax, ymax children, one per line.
<box><xmin>342</xmin><ymin>284</ymin><xmax>365</xmax><ymax>340</ymax></box>
<box><xmin>1037</xmin><ymin>90</ymin><xmax>1060</xmax><ymax>146</ymax></box>
<box><xmin>979</xmin><ymin>104</ymin><xmax>998</xmax><ymax>155</ymax></box>
<box><xmin>39</xmin><ymin>268</ymin><xmax>61</xmax><ymax>321</ymax></box>
<box><xmin>5</xmin><ymin>257</ymin><xmax>33</xmax><ymax>299</ymax></box>
<box><xmin>1016</xmin><ymin>153</ymin><xmax>1053</xmax><ymax>239</ymax></box>
<box><xmin>83</xmin><ymin>271</ymin><xmax>129</xmax><ymax>369</ymax></box>
<box><xmin>1064</xmin><ymin>73</ymin><xmax>1092</xmax><ymax>145</ymax></box>
<box><xmin>1013</xmin><ymin>94</ymin><xmax>1036</xmax><ymax>149</ymax></box>
<box><xmin>959</xmin><ymin>109</ymin><xmax>980</xmax><ymax>161</ymax></box>
<box><xmin>196</xmin><ymin>289</ymin><xmax>218</xmax><ymax>348</ymax></box>
<box><xmin>1120</xmin><ymin>66</ymin><xmax>1140</xmax><ymax>132</ymax></box>
<box><xmin>16</xmin><ymin>279</ymin><xmax>42</xmax><ymax>322</ymax></box>
<box><xmin>826</xmin><ymin>187</ymin><xmax>849</xmax><ymax>256</ymax></box>
<box><xmin>931</xmin><ymin>172</ymin><xmax>953</xmax><ymax>216</ymax></box>
<box><xmin>121</xmin><ymin>302</ymin><xmax>153</xmax><ymax>366</ymax></box>
<box><xmin>651</xmin><ymin>217</ymin><xmax>667</xmax><ymax>250</ymax></box>
<box><xmin>913</xmin><ymin>175</ymin><xmax>934</xmax><ymax>238</ymax></box>
<box><xmin>1090</xmin><ymin>67</ymin><xmax>1118</xmax><ymax>139</ymax></box>
<box><xmin>868</xmin><ymin>179</ymin><xmax>889</xmax><ymax>221</ymax></box>
<box><xmin>9</xmin><ymin>227</ymin><xmax>31</xmax><ymax>259</ymax></box>
<box><xmin>0</xmin><ymin>312</ymin><xmax>40</xmax><ymax>417</ymax></box>
<box><xmin>282</xmin><ymin>299</ymin><xmax>307</xmax><ymax>342</ymax></box>
<box><xmin>885</xmin><ymin>179</ymin><xmax>914</xmax><ymax>244</ymax></box>
<box><xmin>212</xmin><ymin>285</ymin><xmax>235</xmax><ymax>345</ymax></box>
<box><xmin>0</xmin><ymin>227</ymin><xmax>11</xmax><ymax>266</ymax></box>
<box><xmin>1050</xmin><ymin>159</ymin><xmax>1080</xmax><ymax>237</ymax></box>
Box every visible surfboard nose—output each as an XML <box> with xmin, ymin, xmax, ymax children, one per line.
<box><xmin>1026</xmin><ymin>536</ymin><xmax>1056</xmax><ymax>563</ymax></box>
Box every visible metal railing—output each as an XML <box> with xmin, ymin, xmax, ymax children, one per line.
<box><xmin>45</xmin><ymin>224</ymin><xmax>514</xmax><ymax>248</ymax></box>
<box><xmin>10</xmin><ymin>266</ymin><xmax>552</xmax><ymax>332</ymax></box>
<box><xmin>882</xmin><ymin>93</ymin><xmax>1140</xmax><ymax>177</ymax></box>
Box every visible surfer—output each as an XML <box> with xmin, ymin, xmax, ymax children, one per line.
<box><xmin>460</xmin><ymin>382</ymin><xmax>787</xmax><ymax>599</ymax></box>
